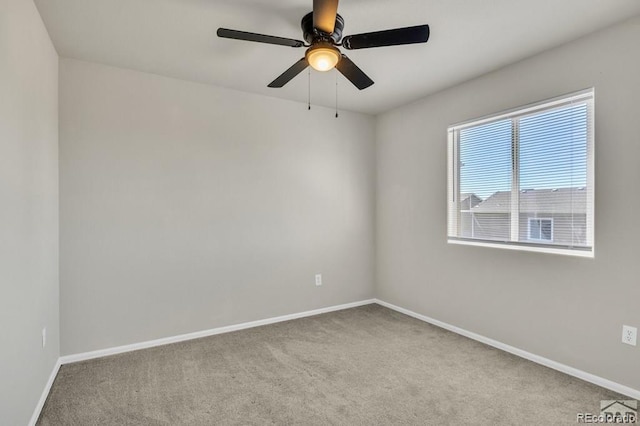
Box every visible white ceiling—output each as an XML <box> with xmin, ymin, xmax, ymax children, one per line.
<box><xmin>35</xmin><ymin>0</ymin><xmax>640</xmax><ymax>115</ymax></box>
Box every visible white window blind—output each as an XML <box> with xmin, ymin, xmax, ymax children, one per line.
<box><xmin>447</xmin><ymin>89</ymin><xmax>594</xmax><ymax>257</ymax></box>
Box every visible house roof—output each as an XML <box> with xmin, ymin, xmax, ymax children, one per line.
<box><xmin>471</xmin><ymin>187</ymin><xmax>587</xmax><ymax>214</ymax></box>
<box><xmin>460</xmin><ymin>193</ymin><xmax>482</xmax><ymax>210</ymax></box>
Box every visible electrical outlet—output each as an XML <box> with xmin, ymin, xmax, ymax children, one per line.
<box><xmin>622</xmin><ymin>325</ymin><xmax>637</xmax><ymax>346</ymax></box>
<box><xmin>315</xmin><ymin>274</ymin><xmax>322</xmax><ymax>286</ymax></box>
<box><xmin>42</xmin><ymin>328</ymin><xmax>46</xmax><ymax>349</ymax></box>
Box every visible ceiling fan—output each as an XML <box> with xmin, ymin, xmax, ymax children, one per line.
<box><xmin>217</xmin><ymin>0</ymin><xmax>430</xmax><ymax>90</ymax></box>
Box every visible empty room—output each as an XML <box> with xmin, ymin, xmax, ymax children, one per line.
<box><xmin>2</xmin><ymin>0</ymin><xmax>640</xmax><ymax>424</ymax></box>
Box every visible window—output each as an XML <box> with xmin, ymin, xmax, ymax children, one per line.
<box><xmin>447</xmin><ymin>89</ymin><xmax>594</xmax><ymax>257</ymax></box>
<box><xmin>528</xmin><ymin>218</ymin><xmax>553</xmax><ymax>242</ymax></box>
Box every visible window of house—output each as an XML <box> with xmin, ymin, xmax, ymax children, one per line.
<box><xmin>528</xmin><ymin>218</ymin><xmax>553</xmax><ymax>242</ymax></box>
<box><xmin>447</xmin><ymin>89</ymin><xmax>594</xmax><ymax>257</ymax></box>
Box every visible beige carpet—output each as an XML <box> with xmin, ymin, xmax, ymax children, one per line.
<box><xmin>38</xmin><ymin>304</ymin><xmax>626</xmax><ymax>425</ymax></box>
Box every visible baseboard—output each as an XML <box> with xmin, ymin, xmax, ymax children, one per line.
<box><xmin>374</xmin><ymin>299</ymin><xmax>640</xmax><ymax>400</ymax></box>
<box><xmin>29</xmin><ymin>357</ymin><xmax>61</xmax><ymax>426</ymax></box>
<box><xmin>60</xmin><ymin>299</ymin><xmax>376</xmax><ymax>365</ymax></box>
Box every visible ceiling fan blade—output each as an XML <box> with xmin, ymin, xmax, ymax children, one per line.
<box><xmin>313</xmin><ymin>0</ymin><xmax>339</xmax><ymax>34</ymax></box>
<box><xmin>268</xmin><ymin>58</ymin><xmax>309</xmax><ymax>88</ymax></box>
<box><xmin>335</xmin><ymin>55</ymin><xmax>374</xmax><ymax>90</ymax></box>
<box><xmin>342</xmin><ymin>25</ymin><xmax>429</xmax><ymax>50</ymax></box>
<box><xmin>217</xmin><ymin>28</ymin><xmax>304</xmax><ymax>48</ymax></box>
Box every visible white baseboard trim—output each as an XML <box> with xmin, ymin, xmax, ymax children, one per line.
<box><xmin>60</xmin><ymin>299</ymin><xmax>376</xmax><ymax>365</ymax></box>
<box><xmin>29</xmin><ymin>357</ymin><xmax>61</xmax><ymax>426</ymax></box>
<box><xmin>374</xmin><ymin>299</ymin><xmax>640</xmax><ymax>400</ymax></box>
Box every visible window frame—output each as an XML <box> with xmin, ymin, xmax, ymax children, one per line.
<box><xmin>447</xmin><ymin>88</ymin><xmax>594</xmax><ymax>258</ymax></box>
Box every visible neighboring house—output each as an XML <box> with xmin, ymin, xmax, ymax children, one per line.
<box><xmin>458</xmin><ymin>193</ymin><xmax>483</xmax><ymax>239</ymax></box>
<box><xmin>460</xmin><ymin>187</ymin><xmax>588</xmax><ymax>246</ymax></box>
<box><xmin>459</xmin><ymin>193</ymin><xmax>482</xmax><ymax>211</ymax></box>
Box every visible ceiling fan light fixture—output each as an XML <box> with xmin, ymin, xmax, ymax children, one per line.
<box><xmin>306</xmin><ymin>44</ymin><xmax>341</xmax><ymax>71</ymax></box>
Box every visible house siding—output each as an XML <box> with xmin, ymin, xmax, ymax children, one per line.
<box><xmin>462</xmin><ymin>212</ymin><xmax>587</xmax><ymax>246</ymax></box>
<box><xmin>519</xmin><ymin>214</ymin><xmax>587</xmax><ymax>246</ymax></box>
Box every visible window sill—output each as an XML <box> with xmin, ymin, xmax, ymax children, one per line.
<box><xmin>447</xmin><ymin>238</ymin><xmax>594</xmax><ymax>258</ymax></box>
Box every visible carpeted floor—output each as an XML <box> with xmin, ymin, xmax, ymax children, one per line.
<box><xmin>38</xmin><ymin>304</ymin><xmax>626</xmax><ymax>425</ymax></box>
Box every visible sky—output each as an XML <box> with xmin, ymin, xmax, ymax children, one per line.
<box><xmin>458</xmin><ymin>103</ymin><xmax>588</xmax><ymax>200</ymax></box>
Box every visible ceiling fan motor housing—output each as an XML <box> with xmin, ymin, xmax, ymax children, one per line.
<box><xmin>301</xmin><ymin>12</ymin><xmax>344</xmax><ymax>44</ymax></box>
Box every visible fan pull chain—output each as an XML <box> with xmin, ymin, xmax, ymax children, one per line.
<box><xmin>335</xmin><ymin>69</ymin><xmax>339</xmax><ymax>118</ymax></box>
<box><xmin>307</xmin><ymin>68</ymin><xmax>311</xmax><ymax>110</ymax></box>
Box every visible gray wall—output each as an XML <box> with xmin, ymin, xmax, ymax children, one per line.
<box><xmin>59</xmin><ymin>59</ymin><xmax>375</xmax><ymax>355</ymax></box>
<box><xmin>0</xmin><ymin>0</ymin><xmax>59</xmax><ymax>424</ymax></box>
<box><xmin>376</xmin><ymin>16</ymin><xmax>640</xmax><ymax>391</ymax></box>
